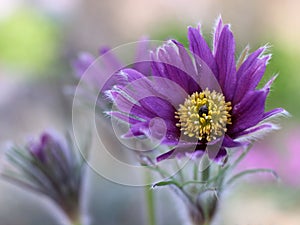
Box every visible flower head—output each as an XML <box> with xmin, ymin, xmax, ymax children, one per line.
<box><xmin>1</xmin><ymin>131</ymin><xmax>86</xmax><ymax>223</ymax></box>
<box><xmin>73</xmin><ymin>38</ymin><xmax>152</xmax><ymax>111</ymax></box>
<box><xmin>106</xmin><ymin>17</ymin><xmax>287</xmax><ymax>162</ymax></box>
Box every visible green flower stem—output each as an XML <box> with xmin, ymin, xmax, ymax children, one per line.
<box><xmin>193</xmin><ymin>162</ymin><xmax>199</xmax><ymax>181</ymax></box>
<box><xmin>203</xmin><ymin>220</ymin><xmax>211</xmax><ymax>225</ymax></box>
<box><xmin>70</xmin><ymin>215</ymin><xmax>81</xmax><ymax>225</ymax></box>
<box><xmin>64</xmin><ymin>205</ymin><xmax>81</xmax><ymax>225</ymax></box>
<box><xmin>175</xmin><ymin>160</ymin><xmax>184</xmax><ymax>183</ymax></box>
<box><xmin>201</xmin><ymin>155</ymin><xmax>210</xmax><ymax>182</ymax></box>
<box><xmin>202</xmin><ymin>167</ymin><xmax>209</xmax><ymax>183</ymax></box>
<box><xmin>145</xmin><ymin>171</ymin><xmax>156</xmax><ymax>225</ymax></box>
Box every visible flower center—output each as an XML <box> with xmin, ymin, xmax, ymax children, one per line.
<box><xmin>175</xmin><ymin>88</ymin><xmax>232</xmax><ymax>142</ymax></box>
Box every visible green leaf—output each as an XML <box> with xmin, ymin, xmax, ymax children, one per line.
<box><xmin>152</xmin><ymin>180</ymin><xmax>181</xmax><ymax>188</ymax></box>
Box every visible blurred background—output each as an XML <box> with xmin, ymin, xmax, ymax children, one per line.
<box><xmin>0</xmin><ymin>0</ymin><xmax>300</xmax><ymax>224</ymax></box>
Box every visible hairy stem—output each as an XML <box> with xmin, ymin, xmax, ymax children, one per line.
<box><xmin>145</xmin><ymin>171</ymin><xmax>156</xmax><ymax>225</ymax></box>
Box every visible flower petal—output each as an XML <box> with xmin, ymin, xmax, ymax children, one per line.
<box><xmin>236</xmin><ymin>123</ymin><xmax>279</xmax><ymax>140</ymax></box>
<box><xmin>135</xmin><ymin>96</ymin><xmax>176</xmax><ymax>120</ymax></box>
<box><xmin>233</xmin><ymin>47</ymin><xmax>270</xmax><ymax>104</ymax></box>
<box><xmin>213</xmin><ymin>16</ymin><xmax>224</xmax><ymax>55</ymax></box>
<box><xmin>117</xmin><ymin>68</ymin><xmax>144</xmax><ymax>83</ymax></box>
<box><xmin>171</xmin><ymin>40</ymin><xmax>198</xmax><ymax>81</ymax></box>
<box><xmin>124</xmin><ymin>119</ymin><xmax>179</xmax><ymax>144</ymax></box>
<box><xmin>130</xmin><ymin>97</ymin><xmax>180</xmax><ymax>143</ymax></box>
<box><xmin>156</xmin><ymin>149</ymin><xmax>176</xmax><ymax>162</ymax></box>
<box><xmin>132</xmin><ymin>37</ymin><xmax>152</xmax><ymax>76</ymax></box>
<box><xmin>106</xmin><ymin>88</ymin><xmax>152</xmax><ymax>121</ymax></box>
<box><xmin>109</xmin><ymin>96</ymin><xmax>180</xmax><ymax>145</ymax></box>
<box><xmin>230</xmin><ymin>74</ymin><xmax>280</xmax><ymax>137</ymax></box>
<box><xmin>230</xmin><ymin>90</ymin><xmax>267</xmax><ymax>136</ymax></box>
<box><xmin>188</xmin><ymin>26</ymin><xmax>218</xmax><ymax>75</ymax></box>
<box><xmin>215</xmin><ymin>24</ymin><xmax>236</xmax><ymax>101</ymax></box>
<box><xmin>223</xmin><ymin>135</ymin><xmax>246</xmax><ymax>148</ymax></box>
<box><xmin>151</xmin><ymin>41</ymin><xmax>200</xmax><ymax>94</ymax></box>
<box><xmin>99</xmin><ymin>46</ymin><xmax>123</xmax><ymax>69</ymax></box>
<box><xmin>262</xmin><ymin>108</ymin><xmax>289</xmax><ymax>121</ymax></box>
<box><xmin>72</xmin><ymin>53</ymin><xmax>95</xmax><ymax>78</ymax></box>
<box><xmin>116</xmin><ymin>69</ymin><xmax>188</xmax><ymax>107</ymax></box>
<box><xmin>107</xmin><ymin>71</ymin><xmax>184</xmax><ymax>145</ymax></box>
<box><xmin>156</xmin><ymin>141</ymin><xmax>228</xmax><ymax>162</ymax></box>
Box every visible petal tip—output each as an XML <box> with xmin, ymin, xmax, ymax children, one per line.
<box><xmin>99</xmin><ymin>46</ymin><xmax>111</xmax><ymax>55</ymax></box>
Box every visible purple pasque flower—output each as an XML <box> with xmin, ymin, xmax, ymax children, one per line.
<box><xmin>106</xmin><ymin>17</ymin><xmax>287</xmax><ymax>162</ymax></box>
<box><xmin>73</xmin><ymin>38</ymin><xmax>151</xmax><ymax>81</ymax></box>
<box><xmin>2</xmin><ymin>131</ymin><xmax>86</xmax><ymax>222</ymax></box>
<box><xmin>72</xmin><ymin>38</ymin><xmax>151</xmax><ymax>111</ymax></box>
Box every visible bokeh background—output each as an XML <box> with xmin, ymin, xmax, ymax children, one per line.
<box><xmin>0</xmin><ymin>0</ymin><xmax>300</xmax><ymax>224</ymax></box>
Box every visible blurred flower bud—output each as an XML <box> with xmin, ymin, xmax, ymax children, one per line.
<box><xmin>196</xmin><ymin>189</ymin><xmax>218</xmax><ymax>223</ymax></box>
<box><xmin>1</xmin><ymin>131</ymin><xmax>88</xmax><ymax>224</ymax></box>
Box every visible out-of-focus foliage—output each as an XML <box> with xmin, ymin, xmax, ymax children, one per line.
<box><xmin>151</xmin><ymin>22</ymin><xmax>189</xmax><ymax>47</ymax></box>
<box><xmin>0</xmin><ymin>8</ymin><xmax>59</xmax><ymax>74</ymax></box>
<box><xmin>264</xmin><ymin>44</ymin><xmax>300</xmax><ymax>119</ymax></box>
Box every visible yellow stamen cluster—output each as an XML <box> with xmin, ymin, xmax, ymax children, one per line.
<box><xmin>175</xmin><ymin>88</ymin><xmax>232</xmax><ymax>142</ymax></box>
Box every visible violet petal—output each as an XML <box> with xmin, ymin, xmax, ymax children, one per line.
<box><xmin>215</xmin><ymin>25</ymin><xmax>236</xmax><ymax>101</ymax></box>
<box><xmin>188</xmin><ymin>26</ymin><xmax>218</xmax><ymax>76</ymax></box>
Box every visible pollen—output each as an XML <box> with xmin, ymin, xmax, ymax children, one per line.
<box><xmin>175</xmin><ymin>88</ymin><xmax>232</xmax><ymax>142</ymax></box>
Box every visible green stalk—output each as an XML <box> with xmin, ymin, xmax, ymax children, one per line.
<box><xmin>145</xmin><ymin>171</ymin><xmax>156</xmax><ymax>225</ymax></box>
<box><xmin>193</xmin><ymin>162</ymin><xmax>199</xmax><ymax>181</ymax></box>
<box><xmin>69</xmin><ymin>212</ymin><xmax>81</xmax><ymax>225</ymax></box>
<box><xmin>201</xmin><ymin>154</ymin><xmax>210</xmax><ymax>182</ymax></box>
<box><xmin>203</xmin><ymin>220</ymin><xmax>211</xmax><ymax>225</ymax></box>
